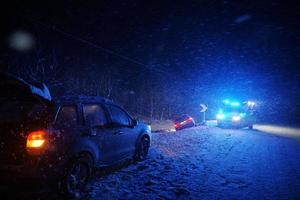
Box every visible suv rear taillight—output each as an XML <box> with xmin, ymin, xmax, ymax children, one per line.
<box><xmin>26</xmin><ymin>130</ymin><xmax>47</xmax><ymax>155</ymax></box>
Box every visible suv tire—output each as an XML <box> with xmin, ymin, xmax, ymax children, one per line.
<box><xmin>60</xmin><ymin>155</ymin><xmax>93</xmax><ymax>198</ymax></box>
<box><xmin>135</xmin><ymin>136</ymin><xmax>150</xmax><ymax>161</ymax></box>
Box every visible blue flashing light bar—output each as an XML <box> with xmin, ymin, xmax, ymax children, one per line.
<box><xmin>223</xmin><ymin>100</ymin><xmax>230</xmax><ymax>104</ymax></box>
<box><xmin>230</xmin><ymin>102</ymin><xmax>240</xmax><ymax>106</ymax></box>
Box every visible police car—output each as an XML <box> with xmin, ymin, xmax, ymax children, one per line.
<box><xmin>216</xmin><ymin>100</ymin><xmax>256</xmax><ymax>129</ymax></box>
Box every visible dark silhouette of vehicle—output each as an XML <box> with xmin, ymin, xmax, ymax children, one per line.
<box><xmin>173</xmin><ymin>114</ymin><xmax>196</xmax><ymax>131</ymax></box>
<box><xmin>0</xmin><ymin>74</ymin><xmax>151</xmax><ymax>198</ymax></box>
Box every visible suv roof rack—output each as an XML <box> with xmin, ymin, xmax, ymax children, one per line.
<box><xmin>55</xmin><ymin>95</ymin><xmax>113</xmax><ymax>104</ymax></box>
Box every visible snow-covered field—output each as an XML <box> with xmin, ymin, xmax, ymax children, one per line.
<box><xmin>88</xmin><ymin>126</ymin><xmax>300</xmax><ymax>200</ymax></box>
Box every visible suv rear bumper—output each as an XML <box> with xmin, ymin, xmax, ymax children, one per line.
<box><xmin>0</xmin><ymin>156</ymin><xmax>64</xmax><ymax>184</ymax></box>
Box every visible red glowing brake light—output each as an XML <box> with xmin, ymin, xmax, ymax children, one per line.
<box><xmin>26</xmin><ymin>130</ymin><xmax>47</xmax><ymax>155</ymax></box>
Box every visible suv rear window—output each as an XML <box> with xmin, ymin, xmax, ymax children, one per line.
<box><xmin>56</xmin><ymin>106</ymin><xmax>78</xmax><ymax>126</ymax></box>
<box><xmin>83</xmin><ymin>104</ymin><xmax>107</xmax><ymax>126</ymax></box>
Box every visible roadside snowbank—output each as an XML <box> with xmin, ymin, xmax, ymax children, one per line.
<box><xmin>150</xmin><ymin>120</ymin><xmax>175</xmax><ymax>132</ymax></box>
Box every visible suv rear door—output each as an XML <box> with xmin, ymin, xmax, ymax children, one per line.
<box><xmin>54</xmin><ymin>105</ymin><xmax>80</xmax><ymax>155</ymax></box>
<box><xmin>82</xmin><ymin>104</ymin><xmax>116</xmax><ymax>164</ymax></box>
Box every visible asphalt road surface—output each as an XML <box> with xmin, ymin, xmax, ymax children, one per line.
<box><xmin>1</xmin><ymin>125</ymin><xmax>300</xmax><ymax>199</ymax></box>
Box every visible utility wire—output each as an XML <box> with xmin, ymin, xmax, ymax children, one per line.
<box><xmin>20</xmin><ymin>13</ymin><xmax>171</xmax><ymax>75</ymax></box>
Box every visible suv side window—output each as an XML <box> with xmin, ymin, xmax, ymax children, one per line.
<box><xmin>83</xmin><ymin>104</ymin><xmax>107</xmax><ymax>127</ymax></box>
<box><xmin>107</xmin><ymin>105</ymin><xmax>131</xmax><ymax>126</ymax></box>
<box><xmin>56</xmin><ymin>106</ymin><xmax>78</xmax><ymax>126</ymax></box>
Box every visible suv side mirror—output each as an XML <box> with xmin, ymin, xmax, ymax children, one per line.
<box><xmin>132</xmin><ymin>118</ymin><xmax>138</xmax><ymax>127</ymax></box>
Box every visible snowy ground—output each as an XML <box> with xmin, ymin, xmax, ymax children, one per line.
<box><xmin>1</xmin><ymin>125</ymin><xmax>300</xmax><ymax>199</ymax></box>
<box><xmin>88</xmin><ymin>126</ymin><xmax>300</xmax><ymax>200</ymax></box>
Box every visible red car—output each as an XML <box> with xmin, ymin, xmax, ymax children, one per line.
<box><xmin>173</xmin><ymin>114</ymin><xmax>196</xmax><ymax>131</ymax></box>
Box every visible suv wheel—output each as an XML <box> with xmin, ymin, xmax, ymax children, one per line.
<box><xmin>61</xmin><ymin>155</ymin><xmax>92</xmax><ymax>198</ymax></box>
<box><xmin>248</xmin><ymin>124</ymin><xmax>253</xmax><ymax>129</ymax></box>
<box><xmin>135</xmin><ymin>136</ymin><xmax>150</xmax><ymax>161</ymax></box>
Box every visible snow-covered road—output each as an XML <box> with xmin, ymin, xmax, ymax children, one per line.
<box><xmin>89</xmin><ymin>126</ymin><xmax>300</xmax><ymax>200</ymax></box>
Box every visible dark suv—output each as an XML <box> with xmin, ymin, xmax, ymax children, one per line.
<box><xmin>0</xmin><ymin>74</ymin><xmax>151</xmax><ymax>197</ymax></box>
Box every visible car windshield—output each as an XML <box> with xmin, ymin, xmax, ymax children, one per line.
<box><xmin>221</xmin><ymin>106</ymin><xmax>243</xmax><ymax>113</ymax></box>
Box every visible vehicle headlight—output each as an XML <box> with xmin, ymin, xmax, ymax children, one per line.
<box><xmin>216</xmin><ymin>114</ymin><xmax>225</xmax><ymax>120</ymax></box>
<box><xmin>247</xmin><ymin>101</ymin><xmax>255</xmax><ymax>107</ymax></box>
<box><xmin>232</xmin><ymin>116</ymin><xmax>241</xmax><ymax>121</ymax></box>
<box><xmin>147</xmin><ymin>125</ymin><xmax>152</xmax><ymax>132</ymax></box>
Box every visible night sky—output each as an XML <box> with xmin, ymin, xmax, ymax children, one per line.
<box><xmin>1</xmin><ymin>0</ymin><xmax>299</xmax><ymax>123</ymax></box>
